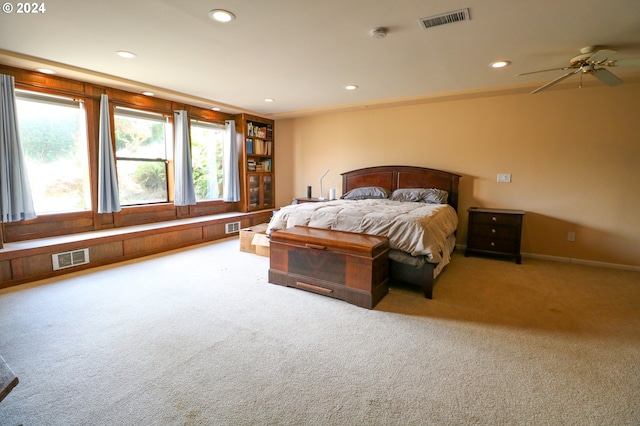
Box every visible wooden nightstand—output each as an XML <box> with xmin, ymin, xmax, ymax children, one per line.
<box><xmin>465</xmin><ymin>207</ymin><xmax>525</xmax><ymax>264</ymax></box>
<box><xmin>291</xmin><ymin>197</ymin><xmax>331</xmax><ymax>204</ymax></box>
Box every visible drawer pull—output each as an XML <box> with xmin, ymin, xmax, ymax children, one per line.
<box><xmin>491</xmin><ymin>216</ymin><xmax>497</xmax><ymax>222</ymax></box>
<box><xmin>305</xmin><ymin>243</ymin><xmax>327</xmax><ymax>250</ymax></box>
<box><xmin>490</xmin><ymin>242</ymin><xmax>496</xmax><ymax>247</ymax></box>
<box><xmin>491</xmin><ymin>228</ymin><xmax>496</xmax><ymax>233</ymax></box>
<box><xmin>296</xmin><ymin>282</ymin><xmax>333</xmax><ymax>294</ymax></box>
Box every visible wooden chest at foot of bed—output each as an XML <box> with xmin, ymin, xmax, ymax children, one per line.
<box><xmin>268</xmin><ymin>226</ymin><xmax>390</xmax><ymax>309</ymax></box>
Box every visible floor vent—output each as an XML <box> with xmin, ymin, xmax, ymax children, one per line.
<box><xmin>419</xmin><ymin>8</ymin><xmax>470</xmax><ymax>30</ymax></box>
<box><xmin>225</xmin><ymin>221</ymin><xmax>241</xmax><ymax>234</ymax></box>
<box><xmin>52</xmin><ymin>248</ymin><xmax>89</xmax><ymax>271</ymax></box>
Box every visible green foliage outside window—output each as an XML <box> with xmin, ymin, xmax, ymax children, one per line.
<box><xmin>16</xmin><ymin>97</ymin><xmax>90</xmax><ymax>213</ymax></box>
<box><xmin>114</xmin><ymin>113</ymin><xmax>169</xmax><ymax>205</ymax></box>
<box><xmin>190</xmin><ymin>123</ymin><xmax>224</xmax><ymax>201</ymax></box>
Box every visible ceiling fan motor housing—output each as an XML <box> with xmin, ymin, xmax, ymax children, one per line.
<box><xmin>570</xmin><ymin>53</ymin><xmax>592</xmax><ymax>67</ymax></box>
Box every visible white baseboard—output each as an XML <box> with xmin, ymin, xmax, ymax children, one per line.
<box><xmin>455</xmin><ymin>245</ymin><xmax>640</xmax><ymax>272</ymax></box>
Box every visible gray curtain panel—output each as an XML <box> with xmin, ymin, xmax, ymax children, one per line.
<box><xmin>97</xmin><ymin>94</ymin><xmax>121</xmax><ymax>213</ymax></box>
<box><xmin>173</xmin><ymin>110</ymin><xmax>196</xmax><ymax>206</ymax></box>
<box><xmin>0</xmin><ymin>74</ymin><xmax>36</xmax><ymax>222</ymax></box>
<box><xmin>223</xmin><ymin>119</ymin><xmax>240</xmax><ymax>202</ymax></box>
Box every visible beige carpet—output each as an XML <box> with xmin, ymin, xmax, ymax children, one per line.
<box><xmin>0</xmin><ymin>238</ymin><xmax>638</xmax><ymax>425</ymax></box>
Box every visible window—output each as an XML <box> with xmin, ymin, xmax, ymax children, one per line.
<box><xmin>114</xmin><ymin>107</ymin><xmax>170</xmax><ymax>205</ymax></box>
<box><xmin>15</xmin><ymin>90</ymin><xmax>91</xmax><ymax>214</ymax></box>
<box><xmin>190</xmin><ymin>120</ymin><xmax>225</xmax><ymax>201</ymax></box>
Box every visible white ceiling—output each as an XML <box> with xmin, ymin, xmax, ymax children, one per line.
<box><xmin>1</xmin><ymin>0</ymin><xmax>640</xmax><ymax>118</ymax></box>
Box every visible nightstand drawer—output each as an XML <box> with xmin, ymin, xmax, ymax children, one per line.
<box><xmin>470</xmin><ymin>212</ymin><xmax>522</xmax><ymax>226</ymax></box>
<box><xmin>471</xmin><ymin>224</ymin><xmax>519</xmax><ymax>240</ymax></box>
<box><xmin>467</xmin><ymin>235</ymin><xmax>519</xmax><ymax>254</ymax></box>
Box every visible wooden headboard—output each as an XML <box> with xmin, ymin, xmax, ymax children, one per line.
<box><xmin>341</xmin><ymin>165</ymin><xmax>461</xmax><ymax>212</ymax></box>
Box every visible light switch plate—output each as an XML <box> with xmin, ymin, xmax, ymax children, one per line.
<box><xmin>497</xmin><ymin>173</ymin><xmax>511</xmax><ymax>183</ymax></box>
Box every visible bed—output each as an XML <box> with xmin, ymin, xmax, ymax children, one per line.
<box><xmin>267</xmin><ymin>165</ymin><xmax>461</xmax><ymax>299</ymax></box>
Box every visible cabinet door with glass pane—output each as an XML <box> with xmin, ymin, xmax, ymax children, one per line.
<box><xmin>248</xmin><ymin>174</ymin><xmax>260</xmax><ymax>209</ymax></box>
<box><xmin>262</xmin><ymin>175</ymin><xmax>273</xmax><ymax>208</ymax></box>
<box><xmin>246</xmin><ymin>173</ymin><xmax>273</xmax><ymax>210</ymax></box>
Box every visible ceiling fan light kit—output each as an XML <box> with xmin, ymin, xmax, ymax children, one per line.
<box><xmin>517</xmin><ymin>46</ymin><xmax>638</xmax><ymax>93</ymax></box>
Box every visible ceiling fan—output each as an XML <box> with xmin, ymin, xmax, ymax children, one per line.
<box><xmin>516</xmin><ymin>46</ymin><xmax>640</xmax><ymax>94</ymax></box>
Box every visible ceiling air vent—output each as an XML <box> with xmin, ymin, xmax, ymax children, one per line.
<box><xmin>419</xmin><ymin>8</ymin><xmax>470</xmax><ymax>30</ymax></box>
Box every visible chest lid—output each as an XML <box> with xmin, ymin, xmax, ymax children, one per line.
<box><xmin>270</xmin><ymin>226</ymin><xmax>389</xmax><ymax>257</ymax></box>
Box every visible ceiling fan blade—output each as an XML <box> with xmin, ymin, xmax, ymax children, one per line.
<box><xmin>586</xmin><ymin>49</ymin><xmax>617</xmax><ymax>64</ymax></box>
<box><xmin>609</xmin><ymin>58</ymin><xmax>640</xmax><ymax>67</ymax></box>
<box><xmin>515</xmin><ymin>67</ymin><xmax>569</xmax><ymax>77</ymax></box>
<box><xmin>531</xmin><ymin>69</ymin><xmax>581</xmax><ymax>94</ymax></box>
<box><xmin>591</xmin><ymin>68</ymin><xmax>623</xmax><ymax>86</ymax></box>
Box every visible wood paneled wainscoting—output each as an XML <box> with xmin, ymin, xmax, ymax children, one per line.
<box><xmin>0</xmin><ymin>210</ymin><xmax>272</xmax><ymax>289</ymax></box>
<box><xmin>0</xmin><ymin>65</ymin><xmax>277</xmax><ymax>288</ymax></box>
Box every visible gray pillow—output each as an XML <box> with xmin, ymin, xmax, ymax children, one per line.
<box><xmin>390</xmin><ymin>188</ymin><xmax>448</xmax><ymax>204</ymax></box>
<box><xmin>341</xmin><ymin>186</ymin><xmax>391</xmax><ymax>200</ymax></box>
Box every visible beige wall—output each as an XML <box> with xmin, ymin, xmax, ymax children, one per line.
<box><xmin>274</xmin><ymin>81</ymin><xmax>640</xmax><ymax>268</ymax></box>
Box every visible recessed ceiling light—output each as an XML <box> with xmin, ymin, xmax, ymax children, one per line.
<box><xmin>142</xmin><ymin>91</ymin><xmax>155</xmax><ymax>96</ymax></box>
<box><xmin>37</xmin><ymin>68</ymin><xmax>56</xmax><ymax>74</ymax></box>
<box><xmin>345</xmin><ymin>85</ymin><xmax>358</xmax><ymax>90</ymax></box>
<box><xmin>116</xmin><ymin>50</ymin><xmax>137</xmax><ymax>59</ymax></box>
<box><xmin>490</xmin><ymin>60</ymin><xmax>510</xmax><ymax>68</ymax></box>
<box><xmin>264</xmin><ymin>98</ymin><xmax>275</xmax><ymax>103</ymax></box>
<box><xmin>211</xmin><ymin>107</ymin><xmax>221</xmax><ymax>111</ymax></box>
<box><xmin>209</xmin><ymin>9</ymin><xmax>235</xmax><ymax>22</ymax></box>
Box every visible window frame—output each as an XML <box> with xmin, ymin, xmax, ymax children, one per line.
<box><xmin>2</xmin><ymin>66</ymin><xmax>239</xmax><ymax>243</ymax></box>
<box><xmin>112</xmin><ymin>105</ymin><xmax>173</xmax><ymax>207</ymax></box>
<box><xmin>14</xmin><ymin>87</ymin><xmax>93</xmax><ymax>216</ymax></box>
<box><xmin>189</xmin><ymin>117</ymin><xmax>226</xmax><ymax>202</ymax></box>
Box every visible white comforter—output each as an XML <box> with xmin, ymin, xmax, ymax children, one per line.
<box><xmin>267</xmin><ymin>199</ymin><xmax>459</xmax><ymax>263</ymax></box>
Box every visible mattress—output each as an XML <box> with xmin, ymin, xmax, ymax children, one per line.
<box><xmin>267</xmin><ymin>199</ymin><xmax>458</xmax><ymax>264</ymax></box>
